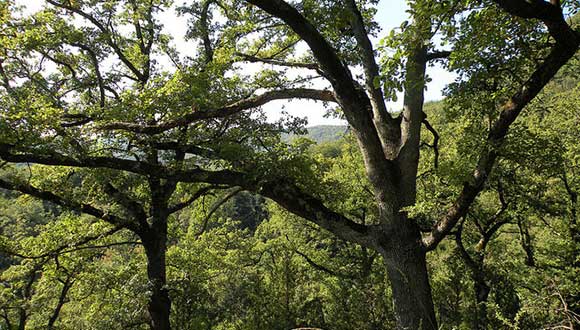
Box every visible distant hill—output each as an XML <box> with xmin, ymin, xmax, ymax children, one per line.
<box><xmin>285</xmin><ymin>125</ymin><xmax>348</xmax><ymax>144</ymax></box>
<box><xmin>305</xmin><ymin>125</ymin><xmax>349</xmax><ymax>143</ymax></box>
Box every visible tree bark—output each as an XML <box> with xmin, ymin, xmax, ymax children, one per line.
<box><xmin>473</xmin><ymin>279</ymin><xmax>490</xmax><ymax>330</ymax></box>
<box><xmin>378</xmin><ymin>214</ymin><xmax>438</xmax><ymax>330</ymax></box>
<box><xmin>142</xmin><ymin>228</ymin><xmax>171</xmax><ymax>330</ymax></box>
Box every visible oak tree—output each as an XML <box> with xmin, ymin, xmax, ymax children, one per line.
<box><xmin>1</xmin><ymin>0</ymin><xmax>579</xmax><ymax>329</ymax></box>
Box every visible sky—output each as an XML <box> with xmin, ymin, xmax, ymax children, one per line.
<box><xmin>16</xmin><ymin>0</ymin><xmax>456</xmax><ymax>126</ymax></box>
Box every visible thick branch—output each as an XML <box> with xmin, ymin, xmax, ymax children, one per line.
<box><xmin>245</xmin><ymin>0</ymin><xmax>358</xmax><ymax>96</ymax></box>
<box><xmin>200</xmin><ymin>0</ymin><xmax>215</xmax><ymax>63</ymax></box>
<box><xmin>492</xmin><ymin>0</ymin><xmax>562</xmax><ymax>22</ymax></box>
<box><xmin>47</xmin><ymin>274</ymin><xmax>74</xmax><ymax>330</ymax></box>
<box><xmin>236</xmin><ymin>52</ymin><xmax>322</xmax><ymax>71</ymax></box>
<box><xmin>99</xmin><ymin>88</ymin><xmax>336</xmax><ymax>134</ymax></box>
<box><xmin>246</xmin><ymin>0</ymin><xmax>401</xmax><ymax>218</ymax></box>
<box><xmin>0</xmin><ymin>146</ymin><xmax>377</xmax><ymax>248</ymax></box>
<box><xmin>517</xmin><ymin>217</ymin><xmax>536</xmax><ymax>266</ymax></box>
<box><xmin>102</xmin><ymin>182</ymin><xmax>148</xmax><ymax>227</ymax></box>
<box><xmin>151</xmin><ymin>142</ymin><xmax>219</xmax><ymax>159</ymax></box>
<box><xmin>345</xmin><ymin>0</ymin><xmax>401</xmax><ymax>156</ymax></box>
<box><xmin>493</xmin><ymin>0</ymin><xmax>578</xmax><ymax>46</ymax></box>
<box><xmin>0</xmin><ymin>144</ymin><xmax>249</xmax><ymax>192</ymax></box>
<box><xmin>426</xmin><ymin>50</ymin><xmax>452</xmax><ymax>61</ymax></box>
<box><xmin>259</xmin><ymin>179</ymin><xmax>378</xmax><ymax>249</ymax></box>
<box><xmin>423</xmin><ymin>28</ymin><xmax>580</xmax><ymax>251</ymax></box>
<box><xmin>397</xmin><ymin>45</ymin><xmax>428</xmax><ymax>206</ymax></box>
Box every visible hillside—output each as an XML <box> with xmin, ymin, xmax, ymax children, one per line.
<box><xmin>285</xmin><ymin>125</ymin><xmax>348</xmax><ymax>144</ymax></box>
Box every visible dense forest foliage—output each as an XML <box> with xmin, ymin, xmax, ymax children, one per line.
<box><xmin>0</xmin><ymin>0</ymin><xmax>579</xmax><ymax>329</ymax></box>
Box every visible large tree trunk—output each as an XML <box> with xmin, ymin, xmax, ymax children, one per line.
<box><xmin>379</xmin><ymin>215</ymin><xmax>438</xmax><ymax>330</ymax></box>
<box><xmin>142</xmin><ymin>229</ymin><xmax>171</xmax><ymax>330</ymax></box>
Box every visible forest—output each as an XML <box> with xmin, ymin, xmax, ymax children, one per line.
<box><xmin>0</xmin><ymin>0</ymin><xmax>579</xmax><ymax>329</ymax></box>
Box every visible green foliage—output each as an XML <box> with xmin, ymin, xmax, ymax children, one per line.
<box><xmin>1</xmin><ymin>0</ymin><xmax>579</xmax><ymax>329</ymax></box>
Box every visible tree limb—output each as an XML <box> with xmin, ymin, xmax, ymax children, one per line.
<box><xmin>422</xmin><ymin>19</ymin><xmax>580</xmax><ymax>251</ymax></box>
<box><xmin>47</xmin><ymin>272</ymin><xmax>74</xmax><ymax>330</ymax></box>
<box><xmin>493</xmin><ymin>0</ymin><xmax>579</xmax><ymax>46</ymax></box>
<box><xmin>345</xmin><ymin>0</ymin><xmax>401</xmax><ymax>155</ymax></box>
<box><xmin>102</xmin><ymin>182</ymin><xmax>148</xmax><ymax>228</ymax></box>
<box><xmin>236</xmin><ymin>52</ymin><xmax>323</xmax><ymax>72</ymax></box>
<box><xmin>71</xmin><ymin>43</ymin><xmax>106</xmax><ymax>108</ymax></box>
<box><xmin>0</xmin><ymin>145</ymin><xmax>378</xmax><ymax>248</ymax></box>
<box><xmin>245</xmin><ymin>0</ymin><xmax>358</xmax><ymax>96</ymax></box>
<box><xmin>99</xmin><ymin>88</ymin><xmax>337</xmax><ymax>134</ymax></box>
<box><xmin>245</xmin><ymin>0</ymin><xmax>401</xmax><ymax>219</ymax></box>
<box><xmin>199</xmin><ymin>0</ymin><xmax>215</xmax><ymax>63</ymax></box>
<box><xmin>426</xmin><ymin>50</ymin><xmax>452</xmax><ymax>61</ymax></box>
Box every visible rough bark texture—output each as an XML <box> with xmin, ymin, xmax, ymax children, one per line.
<box><xmin>397</xmin><ymin>44</ymin><xmax>427</xmax><ymax>206</ymax></box>
<box><xmin>381</xmin><ymin>216</ymin><xmax>437</xmax><ymax>330</ymax></box>
<box><xmin>379</xmin><ymin>214</ymin><xmax>437</xmax><ymax>330</ymax></box>
<box><xmin>142</xmin><ymin>228</ymin><xmax>171</xmax><ymax>330</ymax></box>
